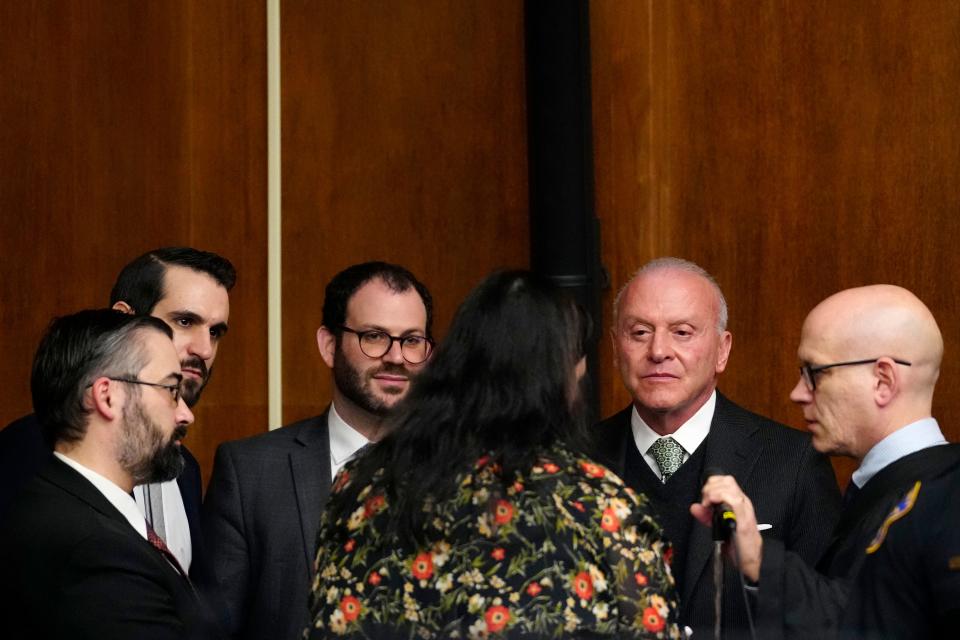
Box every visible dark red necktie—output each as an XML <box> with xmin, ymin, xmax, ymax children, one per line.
<box><xmin>146</xmin><ymin>522</ymin><xmax>190</xmax><ymax>582</ymax></box>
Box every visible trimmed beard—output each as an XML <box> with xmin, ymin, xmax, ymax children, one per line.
<box><xmin>118</xmin><ymin>400</ymin><xmax>186</xmax><ymax>485</ymax></box>
<box><xmin>179</xmin><ymin>356</ymin><xmax>211</xmax><ymax>408</ymax></box>
<box><xmin>332</xmin><ymin>347</ymin><xmax>408</xmax><ymax>418</ymax></box>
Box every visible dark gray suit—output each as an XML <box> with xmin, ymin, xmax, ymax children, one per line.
<box><xmin>201</xmin><ymin>412</ymin><xmax>331</xmax><ymax>640</ymax></box>
<box><xmin>593</xmin><ymin>392</ymin><xmax>841</xmax><ymax>639</ymax></box>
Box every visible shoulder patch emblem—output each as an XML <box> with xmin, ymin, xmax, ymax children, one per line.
<box><xmin>866</xmin><ymin>480</ymin><xmax>921</xmax><ymax>554</ymax></box>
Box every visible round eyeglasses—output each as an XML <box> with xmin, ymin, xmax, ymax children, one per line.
<box><xmin>339</xmin><ymin>326</ymin><xmax>433</xmax><ymax>364</ymax></box>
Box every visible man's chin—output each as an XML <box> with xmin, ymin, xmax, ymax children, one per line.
<box><xmin>180</xmin><ymin>379</ymin><xmax>207</xmax><ymax>408</ymax></box>
<box><xmin>147</xmin><ymin>447</ymin><xmax>186</xmax><ymax>483</ymax></box>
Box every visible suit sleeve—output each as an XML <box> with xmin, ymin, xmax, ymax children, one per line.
<box><xmin>753</xmin><ymin>439</ymin><xmax>844</xmax><ymax>639</ymax></box>
<box><xmin>755</xmin><ymin>538</ymin><xmax>851</xmax><ymax>640</ymax></box>
<box><xmin>784</xmin><ymin>440</ymin><xmax>841</xmax><ymax>564</ymax></box>
<box><xmin>201</xmin><ymin>444</ymin><xmax>249</xmax><ymax>638</ymax></box>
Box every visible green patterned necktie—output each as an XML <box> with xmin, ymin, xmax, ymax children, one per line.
<box><xmin>647</xmin><ymin>436</ymin><xmax>685</xmax><ymax>482</ymax></box>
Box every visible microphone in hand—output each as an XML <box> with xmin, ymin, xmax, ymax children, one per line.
<box><xmin>704</xmin><ymin>467</ymin><xmax>737</xmax><ymax>542</ymax></box>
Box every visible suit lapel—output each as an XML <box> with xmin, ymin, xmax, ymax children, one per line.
<box><xmin>290</xmin><ymin>411</ymin><xmax>332</xmax><ymax>571</ymax></box>
<box><xmin>682</xmin><ymin>393</ymin><xmax>763</xmax><ymax>606</ymax></box>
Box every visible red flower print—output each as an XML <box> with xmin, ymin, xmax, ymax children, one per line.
<box><xmin>476</xmin><ymin>455</ymin><xmax>490</xmax><ymax>469</ymax></box>
<box><xmin>600</xmin><ymin>507</ymin><xmax>620</xmax><ymax>532</ymax></box>
<box><xmin>332</xmin><ymin>470</ymin><xmax>350</xmax><ymax>493</ymax></box>
<box><xmin>634</xmin><ymin>572</ymin><xmax>648</xmax><ymax>586</ymax></box>
<box><xmin>494</xmin><ymin>500</ymin><xmax>514</xmax><ymax>525</ymax></box>
<box><xmin>491</xmin><ymin>547</ymin><xmax>506</xmax><ymax>561</ymax></box>
<box><xmin>543</xmin><ymin>462</ymin><xmax>559</xmax><ymax>474</ymax></box>
<box><xmin>571</xmin><ymin>501</ymin><xmax>585</xmax><ymax>512</ymax></box>
<box><xmin>526</xmin><ymin>582</ymin><xmax>542</xmax><ymax>597</ymax></box>
<box><xmin>573</xmin><ymin>571</ymin><xmax>593</xmax><ymax>600</ymax></box>
<box><xmin>579</xmin><ymin>461</ymin><xmax>606</xmax><ymax>478</ymax></box>
<box><xmin>368</xmin><ymin>572</ymin><xmax>381</xmax><ymax>586</ymax></box>
<box><xmin>485</xmin><ymin>605</ymin><xmax>511</xmax><ymax>632</ymax></box>
<box><xmin>642</xmin><ymin>606</ymin><xmax>665</xmax><ymax>633</ymax></box>
<box><xmin>411</xmin><ymin>552</ymin><xmax>434</xmax><ymax>580</ymax></box>
<box><xmin>340</xmin><ymin>595</ymin><xmax>361</xmax><ymax>622</ymax></box>
<box><xmin>343</xmin><ymin>538</ymin><xmax>356</xmax><ymax>552</ymax></box>
<box><xmin>664</xmin><ymin>547</ymin><xmax>674</xmax><ymax>566</ymax></box>
<box><xmin>512</xmin><ymin>481</ymin><xmax>524</xmax><ymax>493</ymax></box>
<box><xmin>363</xmin><ymin>494</ymin><xmax>385</xmax><ymax>518</ymax></box>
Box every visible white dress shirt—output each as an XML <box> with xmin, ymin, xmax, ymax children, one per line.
<box><xmin>133</xmin><ymin>479</ymin><xmax>191</xmax><ymax>571</ymax></box>
<box><xmin>328</xmin><ymin>402</ymin><xmax>372</xmax><ymax>480</ymax></box>
<box><xmin>54</xmin><ymin>452</ymin><xmax>148</xmax><ymax>540</ymax></box>
<box><xmin>630</xmin><ymin>390</ymin><xmax>716</xmax><ymax>480</ymax></box>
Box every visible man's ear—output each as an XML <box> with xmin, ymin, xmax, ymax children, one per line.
<box><xmin>716</xmin><ymin>331</ymin><xmax>733</xmax><ymax>374</ymax></box>
<box><xmin>873</xmin><ymin>358</ymin><xmax>899</xmax><ymax>407</ymax></box>
<box><xmin>112</xmin><ymin>301</ymin><xmax>135</xmax><ymax>315</ymax></box>
<box><xmin>87</xmin><ymin>377</ymin><xmax>120</xmax><ymax>421</ymax></box>
<box><xmin>317</xmin><ymin>326</ymin><xmax>336</xmax><ymax>369</ymax></box>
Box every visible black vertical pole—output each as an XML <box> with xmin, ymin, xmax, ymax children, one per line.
<box><xmin>525</xmin><ymin>0</ymin><xmax>604</xmax><ymax>425</ymax></box>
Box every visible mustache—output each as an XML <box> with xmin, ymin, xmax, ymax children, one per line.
<box><xmin>371</xmin><ymin>363</ymin><xmax>410</xmax><ymax>377</ymax></box>
<box><xmin>181</xmin><ymin>356</ymin><xmax>209</xmax><ymax>379</ymax></box>
<box><xmin>171</xmin><ymin>424</ymin><xmax>189</xmax><ymax>442</ymax></box>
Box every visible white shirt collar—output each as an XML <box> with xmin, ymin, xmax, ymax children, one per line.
<box><xmin>852</xmin><ymin>417</ymin><xmax>947</xmax><ymax>488</ymax></box>
<box><xmin>328</xmin><ymin>402</ymin><xmax>372</xmax><ymax>480</ymax></box>
<box><xmin>631</xmin><ymin>390</ymin><xmax>716</xmax><ymax>473</ymax></box>
<box><xmin>53</xmin><ymin>452</ymin><xmax>147</xmax><ymax>540</ymax></box>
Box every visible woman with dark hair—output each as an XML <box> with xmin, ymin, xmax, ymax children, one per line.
<box><xmin>307</xmin><ymin>271</ymin><xmax>681</xmax><ymax>639</ymax></box>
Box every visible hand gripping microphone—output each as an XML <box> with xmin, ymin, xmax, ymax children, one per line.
<box><xmin>704</xmin><ymin>466</ymin><xmax>737</xmax><ymax>542</ymax></box>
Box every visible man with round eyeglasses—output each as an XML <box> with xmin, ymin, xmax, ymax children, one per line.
<box><xmin>201</xmin><ymin>261</ymin><xmax>433</xmax><ymax>640</ymax></box>
<box><xmin>693</xmin><ymin>284</ymin><xmax>960</xmax><ymax>638</ymax></box>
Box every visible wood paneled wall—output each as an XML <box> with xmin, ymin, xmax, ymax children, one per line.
<box><xmin>0</xmin><ymin>2</ymin><xmax>268</xmax><ymax>483</ymax></box>
<box><xmin>591</xmin><ymin>1</ymin><xmax>960</xmax><ymax>484</ymax></box>
<box><xmin>279</xmin><ymin>1</ymin><xmax>529</xmax><ymax>423</ymax></box>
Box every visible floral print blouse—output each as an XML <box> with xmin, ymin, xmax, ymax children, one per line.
<box><xmin>306</xmin><ymin>442</ymin><xmax>682</xmax><ymax>639</ymax></box>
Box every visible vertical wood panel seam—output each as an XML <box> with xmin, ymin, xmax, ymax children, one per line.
<box><xmin>267</xmin><ymin>0</ymin><xmax>282</xmax><ymax>429</ymax></box>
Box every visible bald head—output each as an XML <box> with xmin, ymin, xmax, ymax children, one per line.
<box><xmin>805</xmin><ymin>285</ymin><xmax>942</xmax><ymax>384</ymax></box>
<box><xmin>792</xmin><ymin>285</ymin><xmax>943</xmax><ymax>459</ymax></box>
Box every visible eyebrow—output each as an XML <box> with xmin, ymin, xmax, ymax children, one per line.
<box><xmin>359</xmin><ymin>324</ymin><xmax>426</xmax><ymax>337</ymax></box>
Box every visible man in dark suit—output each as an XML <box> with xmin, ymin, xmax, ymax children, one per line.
<box><xmin>593</xmin><ymin>257</ymin><xmax>841</xmax><ymax>638</ymax></box>
<box><xmin>201</xmin><ymin>262</ymin><xmax>433</xmax><ymax>640</ymax></box>
<box><xmin>0</xmin><ymin>247</ymin><xmax>235</xmax><ymax>579</ymax></box>
<box><xmin>696</xmin><ymin>284</ymin><xmax>958</xmax><ymax>639</ymax></box>
<box><xmin>0</xmin><ymin>309</ymin><xmax>219</xmax><ymax>639</ymax></box>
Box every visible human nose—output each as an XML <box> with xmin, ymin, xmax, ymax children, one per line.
<box><xmin>648</xmin><ymin>331</ymin><xmax>671</xmax><ymax>362</ymax></box>
<box><xmin>789</xmin><ymin>376</ymin><xmax>811</xmax><ymax>404</ymax></box>
<box><xmin>175</xmin><ymin>396</ymin><xmax>195</xmax><ymax>425</ymax></box>
<box><xmin>381</xmin><ymin>337</ymin><xmax>406</xmax><ymax>365</ymax></box>
<box><xmin>187</xmin><ymin>328</ymin><xmax>214</xmax><ymax>362</ymax></box>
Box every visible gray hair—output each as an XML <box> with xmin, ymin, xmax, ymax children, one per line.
<box><xmin>612</xmin><ymin>257</ymin><xmax>728</xmax><ymax>332</ymax></box>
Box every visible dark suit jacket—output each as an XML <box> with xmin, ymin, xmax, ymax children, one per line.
<box><xmin>756</xmin><ymin>443</ymin><xmax>960</xmax><ymax>640</ymax></box>
<box><xmin>201</xmin><ymin>411</ymin><xmax>332</xmax><ymax>640</ymax></box>
<box><xmin>0</xmin><ymin>456</ymin><xmax>219</xmax><ymax>639</ymax></box>
<box><xmin>593</xmin><ymin>392</ymin><xmax>841</xmax><ymax>639</ymax></box>
<box><xmin>0</xmin><ymin>412</ymin><xmax>206</xmax><ymax>578</ymax></box>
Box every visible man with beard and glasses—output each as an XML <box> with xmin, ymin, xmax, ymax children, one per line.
<box><xmin>0</xmin><ymin>247</ymin><xmax>235</xmax><ymax>580</ymax></box>
<box><xmin>202</xmin><ymin>261</ymin><xmax>433</xmax><ymax>640</ymax></box>
<box><xmin>0</xmin><ymin>309</ymin><xmax>221</xmax><ymax>639</ymax></box>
